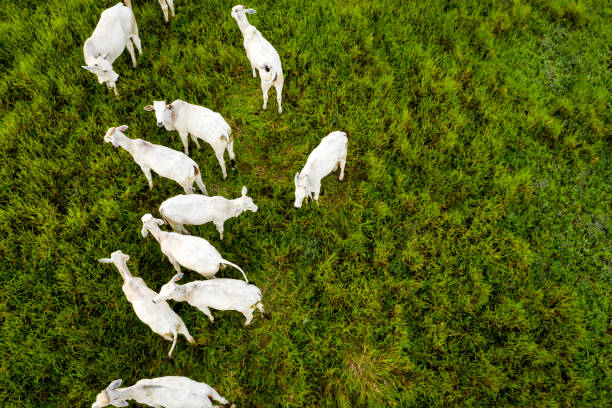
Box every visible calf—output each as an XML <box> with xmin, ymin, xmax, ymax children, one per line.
<box><xmin>92</xmin><ymin>377</ymin><xmax>235</xmax><ymax>408</ymax></box>
<box><xmin>141</xmin><ymin>214</ymin><xmax>249</xmax><ymax>281</ymax></box>
<box><xmin>103</xmin><ymin>125</ymin><xmax>207</xmax><ymax>194</ymax></box>
<box><xmin>144</xmin><ymin>100</ymin><xmax>235</xmax><ymax>179</ymax></box>
<box><xmin>98</xmin><ymin>250</ymin><xmax>194</xmax><ymax>357</ymax></box>
<box><xmin>231</xmin><ymin>5</ymin><xmax>284</xmax><ymax>113</ymax></box>
<box><xmin>294</xmin><ymin>131</ymin><xmax>348</xmax><ymax>208</ymax></box>
<box><xmin>159</xmin><ymin>186</ymin><xmax>258</xmax><ymax>239</ymax></box>
<box><xmin>82</xmin><ymin>1</ymin><xmax>141</xmax><ymax>96</ymax></box>
<box><xmin>154</xmin><ymin>273</ymin><xmax>265</xmax><ymax>326</ymax></box>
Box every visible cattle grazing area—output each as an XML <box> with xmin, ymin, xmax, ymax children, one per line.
<box><xmin>0</xmin><ymin>0</ymin><xmax>609</xmax><ymax>407</ymax></box>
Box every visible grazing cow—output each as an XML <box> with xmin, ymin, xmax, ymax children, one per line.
<box><xmin>82</xmin><ymin>1</ymin><xmax>141</xmax><ymax>96</ymax></box>
<box><xmin>294</xmin><ymin>131</ymin><xmax>348</xmax><ymax>208</ymax></box>
<box><xmin>103</xmin><ymin>125</ymin><xmax>207</xmax><ymax>194</ymax></box>
<box><xmin>154</xmin><ymin>273</ymin><xmax>266</xmax><ymax>326</ymax></box>
<box><xmin>140</xmin><ymin>214</ymin><xmax>249</xmax><ymax>281</ymax></box>
<box><xmin>98</xmin><ymin>250</ymin><xmax>194</xmax><ymax>358</ymax></box>
<box><xmin>159</xmin><ymin>186</ymin><xmax>258</xmax><ymax>238</ymax></box>
<box><xmin>231</xmin><ymin>5</ymin><xmax>284</xmax><ymax>113</ymax></box>
<box><xmin>144</xmin><ymin>100</ymin><xmax>235</xmax><ymax>179</ymax></box>
<box><xmin>91</xmin><ymin>377</ymin><xmax>235</xmax><ymax>408</ymax></box>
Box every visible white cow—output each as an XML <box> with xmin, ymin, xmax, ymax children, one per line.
<box><xmin>159</xmin><ymin>186</ymin><xmax>258</xmax><ymax>239</ymax></box>
<box><xmin>141</xmin><ymin>214</ymin><xmax>249</xmax><ymax>281</ymax></box>
<box><xmin>294</xmin><ymin>131</ymin><xmax>348</xmax><ymax>208</ymax></box>
<box><xmin>91</xmin><ymin>377</ymin><xmax>235</xmax><ymax>408</ymax></box>
<box><xmin>144</xmin><ymin>100</ymin><xmax>235</xmax><ymax>179</ymax></box>
<box><xmin>231</xmin><ymin>5</ymin><xmax>284</xmax><ymax>113</ymax></box>
<box><xmin>82</xmin><ymin>1</ymin><xmax>141</xmax><ymax>96</ymax></box>
<box><xmin>154</xmin><ymin>273</ymin><xmax>266</xmax><ymax>326</ymax></box>
<box><xmin>98</xmin><ymin>250</ymin><xmax>194</xmax><ymax>357</ymax></box>
<box><xmin>103</xmin><ymin>125</ymin><xmax>207</xmax><ymax>194</ymax></box>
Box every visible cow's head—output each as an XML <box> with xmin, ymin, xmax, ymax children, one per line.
<box><xmin>141</xmin><ymin>213</ymin><xmax>164</xmax><ymax>237</ymax></box>
<box><xmin>82</xmin><ymin>54</ymin><xmax>119</xmax><ymax>86</ymax></box>
<box><xmin>144</xmin><ymin>100</ymin><xmax>173</xmax><ymax>128</ymax></box>
<box><xmin>153</xmin><ymin>273</ymin><xmax>184</xmax><ymax>304</ymax></box>
<box><xmin>103</xmin><ymin>125</ymin><xmax>128</xmax><ymax>148</ymax></box>
<box><xmin>235</xmin><ymin>186</ymin><xmax>258</xmax><ymax>215</ymax></box>
<box><xmin>231</xmin><ymin>5</ymin><xmax>256</xmax><ymax>20</ymax></box>
<box><xmin>294</xmin><ymin>173</ymin><xmax>312</xmax><ymax>208</ymax></box>
<box><xmin>91</xmin><ymin>379</ymin><xmax>127</xmax><ymax>408</ymax></box>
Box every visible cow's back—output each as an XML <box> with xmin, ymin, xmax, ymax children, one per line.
<box><xmin>170</xmin><ymin>100</ymin><xmax>230</xmax><ymax>140</ymax></box>
<box><xmin>87</xmin><ymin>3</ymin><xmax>133</xmax><ymax>62</ymax></box>
<box><xmin>93</xmin><ymin>4</ymin><xmax>132</xmax><ymax>38</ymax></box>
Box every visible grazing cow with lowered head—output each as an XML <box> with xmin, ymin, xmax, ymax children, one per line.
<box><xmin>294</xmin><ymin>131</ymin><xmax>348</xmax><ymax>208</ymax></box>
<box><xmin>82</xmin><ymin>1</ymin><xmax>141</xmax><ymax>96</ymax></box>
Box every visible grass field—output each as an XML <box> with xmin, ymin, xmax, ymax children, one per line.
<box><xmin>0</xmin><ymin>0</ymin><xmax>610</xmax><ymax>406</ymax></box>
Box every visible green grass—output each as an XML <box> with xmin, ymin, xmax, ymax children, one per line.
<box><xmin>0</xmin><ymin>0</ymin><xmax>610</xmax><ymax>406</ymax></box>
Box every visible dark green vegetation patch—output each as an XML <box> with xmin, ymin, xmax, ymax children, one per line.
<box><xmin>0</xmin><ymin>0</ymin><xmax>610</xmax><ymax>406</ymax></box>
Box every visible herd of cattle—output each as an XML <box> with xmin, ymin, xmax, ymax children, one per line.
<box><xmin>85</xmin><ymin>2</ymin><xmax>348</xmax><ymax>407</ymax></box>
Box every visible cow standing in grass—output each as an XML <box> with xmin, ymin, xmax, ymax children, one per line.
<box><xmin>98</xmin><ymin>251</ymin><xmax>194</xmax><ymax>358</ymax></box>
<box><xmin>91</xmin><ymin>377</ymin><xmax>235</xmax><ymax>408</ymax></box>
<box><xmin>154</xmin><ymin>273</ymin><xmax>266</xmax><ymax>326</ymax></box>
<box><xmin>294</xmin><ymin>131</ymin><xmax>348</xmax><ymax>208</ymax></box>
<box><xmin>144</xmin><ymin>100</ymin><xmax>236</xmax><ymax>179</ymax></box>
<box><xmin>140</xmin><ymin>214</ymin><xmax>249</xmax><ymax>281</ymax></box>
<box><xmin>231</xmin><ymin>5</ymin><xmax>284</xmax><ymax>113</ymax></box>
<box><xmin>159</xmin><ymin>186</ymin><xmax>258</xmax><ymax>239</ymax></box>
<box><xmin>103</xmin><ymin>125</ymin><xmax>207</xmax><ymax>194</ymax></box>
<box><xmin>82</xmin><ymin>1</ymin><xmax>141</xmax><ymax>96</ymax></box>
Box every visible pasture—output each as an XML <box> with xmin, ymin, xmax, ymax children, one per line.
<box><xmin>0</xmin><ymin>0</ymin><xmax>610</xmax><ymax>406</ymax></box>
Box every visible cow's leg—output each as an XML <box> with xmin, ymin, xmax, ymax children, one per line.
<box><xmin>166</xmin><ymin>219</ymin><xmax>180</xmax><ymax>232</ymax></box>
<box><xmin>167</xmin><ymin>0</ymin><xmax>175</xmax><ymax>17</ymax></box>
<box><xmin>140</xmin><ymin>166</ymin><xmax>153</xmax><ymax>190</ymax></box>
<box><xmin>314</xmin><ymin>184</ymin><xmax>321</xmax><ymax>202</ymax></box>
<box><xmin>214</xmin><ymin>221</ymin><xmax>224</xmax><ymax>240</ymax></box>
<box><xmin>250</xmin><ymin>61</ymin><xmax>257</xmax><ymax>78</ymax></box>
<box><xmin>178</xmin><ymin>131</ymin><xmax>189</xmax><ymax>155</ymax></box>
<box><xmin>243</xmin><ymin>309</ymin><xmax>254</xmax><ymax>326</ymax></box>
<box><xmin>158</xmin><ymin>0</ymin><xmax>169</xmax><ymax>22</ymax></box>
<box><xmin>201</xmin><ymin>306</ymin><xmax>215</xmax><ymax>322</ymax></box>
<box><xmin>110</xmin><ymin>81</ymin><xmax>119</xmax><ymax>97</ymax></box>
<box><xmin>126</xmin><ymin>40</ymin><xmax>137</xmax><ymax>68</ymax></box>
<box><xmin>261</xmin><ymin>80</ymin><xmax>273</xmax><ymax>111</ymax></box>
<box><xmin>131</xmin><ymin>35</ymin><xmax>142</xmax><ymax>55</ymax></box>
<box><xmin>339</xmin><ymin>159</ymin><xmax>346</xmax><ymax>180</ymax></box>
<box><xmin>227</xmin><ymin>139</ymin><xmax>236</xmax><ymax>170</ymax></box>
<box><xmin>195</xmin><ymin>172</ymin><xmax>207</xmax><ymax>195</ymax></box>
<box><xmin>215</xmin><ymin>148</ymin><xmax>228</xmax><ymax>179</ymax></box>
<box><xmin>166</xmin><ymin>253</ymin><xmax>181</xmax><ymax>272</ymax></box>
<box><xmin>274</xmin><ymin>73</ymin><xmax>284</xmax><ymax>114</ymax></box>
<box><xmin>257</xmin><ymin>302</ymin><xmax>266</xmax><ymax>315</ymax></box>
<box><xmin>190</xmin><ymin>134</ymin><xmax>201</xmax><ymax>149</ymax></box>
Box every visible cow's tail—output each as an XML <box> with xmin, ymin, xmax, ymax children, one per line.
<box><xmin>220</xmin><ymin>259</ymin><xmax>248</xmax><ymax>283</ymax></box>
<box><xmin>259</xmin><ymin>64</ymin><xmax>276</xmax><ymax>82</ymax></box>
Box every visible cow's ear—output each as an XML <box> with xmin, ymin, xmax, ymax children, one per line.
<box><xmin>167</xmin><ymin>104</ymin><xmax>173</xmax><ymax>110</ymax></box>
<box><xmin>144</xmin><ymin>105</ymin><xmax>154</xmax><ymax>111</ymax></box>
